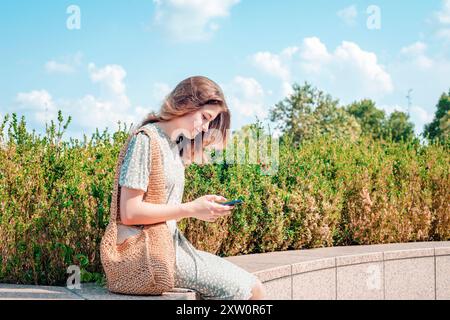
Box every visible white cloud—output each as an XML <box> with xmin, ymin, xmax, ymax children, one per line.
<box><xmin>151</xmin><ymin>82</ymin><xmax>172</xmax><ymax>103</ymax></box>
<box><xmin>88</xmin><ymin>63</ymin><xmax>126</xmax><ymax>96</ymax></box>
<box><xmin>251</xmin><ymin>37</ymin><xmax>393</xmax><ymax>102</ymax></box>
<box><xmin>298</xmin><ymin>37</ymin><xmax>332</xmax><ymax>74</ymax></box>
<box><xmin>411</xmin><ymin>105</ymin><xmax>435</xmax><ymax>124</ymax></box>
<box><xmin>45</xmin><ymin>51</ymin><xmax>83</xmax><ymax>74</ymax></box>
<box><xmin>88</xmin><ymin>63</ymin><xmax>130</xmax><ymax>109</ymax></box>
<box><xmin>13</xmin><ymin>89</ymin><xmax>115</xmax><ymax>131</ymax></box>
<box><xmin>223</xmin><ymin>76</ymin><xmax>268</xmax><ymax>119</ymax></box>
<box><xmin>248</xmin><ymin>37</ymin><xmax>447</xmax><ymax>138</ymax></box>
<box><xmin>332</xmin><ymin>41</ymin><xmax>393</xmax><ymax>95</ymax></box>
<box><xmin>434</xmin><ymin>0</ymin><xmax>450</xmax><ymax>40</ymax></box>
<box><xmin>45</xmin><ymin>61</ymin><xmax>75</xmax><ymax>74</ymax></box>
<box><xmin>14</xmin><ymin>63</ymin><xmax>149</xmax><ymax>139</ymax></box>
<box><xmin>152</xmin><ymin>0</ymin><xmax>240</xmax><ymax>42</ymax></box>
<box><xmin>280</xmin><ymin>46</ymin><xmax>300</xmax><ymax>59</ymax></box>
<box><xmin>135</xmin><ymin>105</ymin><xmax>154</xmax><ymax>122</ymax></box>
<box><xmin>16</xmin><ymin>90</ymin><xmax>54</xmax><ymax>109</ymax></box>
<box><xmin>16</xmin><ymin>90</ymin><xmax>57</xmax><ymax>125</ymax></box>
<box><xmin>437</xmin><ymin>28</ymin><xmax>450</xmax><ymax>40</ymax></box>
<box><xmin>251</xmin><ymin>52</ymin><xmax>290</xmax><ymax>80</ymax></box>
<box><xmin>437</xmin><ymin>0</ymin><xmax>450</xmax><ymax>24</ymax></box>
<box><xmin>337</xmin><ymin>5</ymin><xmax>358</xmax><ymax>26</ymax></box>
<box><xmin>63</xmin><ymin>63</ymin><xmax>139</xmax><ymax>131</ymax></box>
<box><xmin>251</xmin><ymin>49</ymin><xmax>295</xmax><ymax>97</ymax></box>
<box><xmin>60</xmin><ymin>95</ymin><xmax>138</xmax><ymax>133</ymax></box>
<box><xmin>400</xmin><ymin>42</ymin><xmax>427</xmax><ymax>56</ymax></box>
<box><xmin>400</xmin><ymin>42</ymin><xmax>434</xmax><ymax>69</ymax></box>
<box><xmin>298</xmin><ymin>38</ymin><xmax>394</xmax><ymax>98</ymax></box>
<box><xmin>387</xmin><ymin>41</ymin><xmax>450</xmax><ymax>135</ymax></box>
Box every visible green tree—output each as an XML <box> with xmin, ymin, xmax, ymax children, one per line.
<box><xmin>346</xmin><ymin>99</ymin><xmax>386</xmax><ymax>139</ymax></box>
<box><xmin>269</xmin><ymin>82</ymin><xmax>360</xmax><ymax>146</ymax></box>
<box><xmin>439</xmin><ymin>110</ymin><xmax>450</xmax><ymax>140</ymax></box>
<box><xmin>383</xmin><ymin>111</ymin><xmax>415</xmax><ymax>142</ymax></box>
<box><xmin>424</xmin><ymin>90</ymin><xmax>450</xmax><ymax>144</ymax></box>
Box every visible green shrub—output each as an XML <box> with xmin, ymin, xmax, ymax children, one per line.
<box><xmin>0</xmin><ymin>112</ymin><xmax>448</xmax><ymax>285</ymax></box>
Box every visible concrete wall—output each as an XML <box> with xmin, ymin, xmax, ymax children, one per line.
<box><xmin>225</xmin><ymin>242</ymin><xmax>450</xmax><ymax>300</ymax></box>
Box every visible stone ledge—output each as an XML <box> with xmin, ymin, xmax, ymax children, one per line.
<box><xmin>225</xmin><ymin>241</ymin><xmax>450</xmax><ymax>278</ymax></box>
<box><xmin>383</xmin><ymin>248</ymin><xmax>434</xmax><ymax>261</ymax></box>
<box><xmin>293</xmin><ymin>257</ymin><xmax>335</xmax><ymax>273</ymax></box>
<box><xmin>1</xmin><ymin>241</ymin><xmax>449</xmax><ymax>300</ymax></box>
<box><xmin>435</xmin><ymin>247</ymin><xmax>450</xmax><ymax>256</ymax></box>
<box><xmin>0</xmin><ymin>284</ymin><xmax>82</xmax><ymax>300</ymax></box>
<box><xmin>0</xmin><ymin>283</ymin><xmax>200</xmax><ymax>300</ymax></box>
<box><xmin>67</xmin><ymin>283</ymin><xmax>200</xmax><ymax>300</ymax></box>
<box><xmin>224</xmin><ymin>241</ymin><xmax>450</xmax><ymax>300</ymax></box>
<box><xmin>336</xmin><ymin>252</ymin><xmax>383</xmax><ymax>267</ymax></box>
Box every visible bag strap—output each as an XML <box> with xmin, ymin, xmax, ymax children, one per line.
<box><xmin>109</xmin><ymin>124</ymin><xmax>166</xmax><ymax>225</ymax></box>
<box><xmin>108</xmin><ymin>131</ymin><xmax>136</xmax><ymax>225</ymax></box>
<box><xmin>141</xmin><ymin>126</ymin><xmax>167</xmax><ymax>206</ymax></box>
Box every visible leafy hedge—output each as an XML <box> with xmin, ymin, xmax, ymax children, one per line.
<box><xmin>0</xmin><ymin>112</ymin><xmax>449</xmax><ymax>285</ymax></box>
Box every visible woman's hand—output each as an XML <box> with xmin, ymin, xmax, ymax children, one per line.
<box><xmin>184</xmin><ymin>195</ymin><xmax>234</xmax><ymax>222</ymax></box>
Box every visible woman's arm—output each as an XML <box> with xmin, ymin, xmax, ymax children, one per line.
<box><xmin>120</xmin><ymin>186</ymin><xmax>192</xmax><ymax>225</ymax></box>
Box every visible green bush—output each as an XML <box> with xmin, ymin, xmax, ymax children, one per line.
<box><xmin>0</xmin><ymin>112</ymin><xmax>449</xmax><ymax>285</ymax></box>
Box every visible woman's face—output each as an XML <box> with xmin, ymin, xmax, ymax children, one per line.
<box><xmin>176</xmin><ymin>104</ymin><xmax>223</xmax><ymax>139</ymax></box>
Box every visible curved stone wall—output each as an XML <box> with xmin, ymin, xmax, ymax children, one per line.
<box><xmin>224</xmin><ymin>241</ymin><xmax>450</xmax><ymax>300</ymax></box>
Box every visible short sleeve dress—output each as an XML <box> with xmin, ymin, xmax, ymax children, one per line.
<box><xmin>118</xmin><ymin>122</ymin><xmax>259</xmax><ymax>300</ymax></box>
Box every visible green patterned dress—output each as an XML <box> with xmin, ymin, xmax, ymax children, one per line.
<box><xmin>118</xmin><ymin>122</ymin><xmax>258</xmax><ymax>300</ymax></box>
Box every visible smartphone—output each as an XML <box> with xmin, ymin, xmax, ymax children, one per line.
<box><xmin>220</xmin><ymin>199</ymin><xmax>244</xmax><ymax>206</ymax></box>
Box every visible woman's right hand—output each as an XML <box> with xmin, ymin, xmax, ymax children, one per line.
<box><xmin>184</xmin><ymin>195</ymin><xmax>235</xmax><ymax>222</ymax></box>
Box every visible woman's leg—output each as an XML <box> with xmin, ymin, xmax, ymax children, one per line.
<box><xmin>174</xmin><ymin>243</ymin><xmax>262</xmax><ymax>300</ymax></box>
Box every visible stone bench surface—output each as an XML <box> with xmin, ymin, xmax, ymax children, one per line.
<box><xmin>225</xmin><ymin>241</ymin><xmax>450</xmax><ymax>279</ymax></box>
<box><xmin>0</xmin><ymin>283</ymin><xmax>200</xmax><ymax>300</ymax></box>
<box><xmin>1</xmin><ymin>241</ymin><xmax>449</xmax><ymax>300</ymax></box>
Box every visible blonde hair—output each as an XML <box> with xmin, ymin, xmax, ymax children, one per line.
<box><xmin>136</xmin><ymin>76</ymin><xmax>231</xmax><ymax>165</ymax></box>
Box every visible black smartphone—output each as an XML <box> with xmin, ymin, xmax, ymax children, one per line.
<box><xmin>220</xmin><ymin>199</ymin><xmax>244</xmax><ymax>206</ymax></box>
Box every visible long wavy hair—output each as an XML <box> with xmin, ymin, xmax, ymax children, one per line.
<box><xmin>134</xmin><ymin>76</ymin><xmax>231</xmax><ymax>166</ymax></box>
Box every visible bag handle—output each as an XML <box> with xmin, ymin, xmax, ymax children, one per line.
<box><xmin>109</xmin><ymin>125</ymin><xmax>166</xmax><ymax>225</ymax></box>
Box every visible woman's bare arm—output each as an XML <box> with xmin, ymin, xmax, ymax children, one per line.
<box><xmin>120</xmin><ymin>186</ymin><xmax>192</xmax><ymax>225</ymax></box>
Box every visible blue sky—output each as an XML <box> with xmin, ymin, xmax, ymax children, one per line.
<box><xmin>1</xmin><ymin>0</ymin><xmax>449</xmax><ymax>141</ymax></box>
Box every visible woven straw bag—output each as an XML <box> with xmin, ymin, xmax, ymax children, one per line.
<box><xmin>100</xmin><ymin>125</ymin><xmax>176</xmax><ymax>295</ymax></box>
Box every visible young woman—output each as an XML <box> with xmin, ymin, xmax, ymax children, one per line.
<box><xmin>117</xmin><ymin>76</ymin><xmax>267</xmax><ymax>300</ymax></box>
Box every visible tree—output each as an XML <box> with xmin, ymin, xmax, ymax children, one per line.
<box><xmin>269</xmin><ymin>82</ymin><xmax>361</xmax><ymax>146</ymax></box>
<box><xmin>438</xmin><ymin>110</ymin><xmax>450</xmax><ymax>143</ymax></box>
<box><xmin>424</xmin><ymin>90</ymin><xmax>450</xmax><ymax>144</ymax></box>
<box><xmin>346</xmin><ymin>99</ymin><xmax>386</xmax><ymax>139</ymax></box>
<box><xmin>383</xmin><ymin>111</ymin><xmax>415</xmax><ymax>143</ymax></box>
